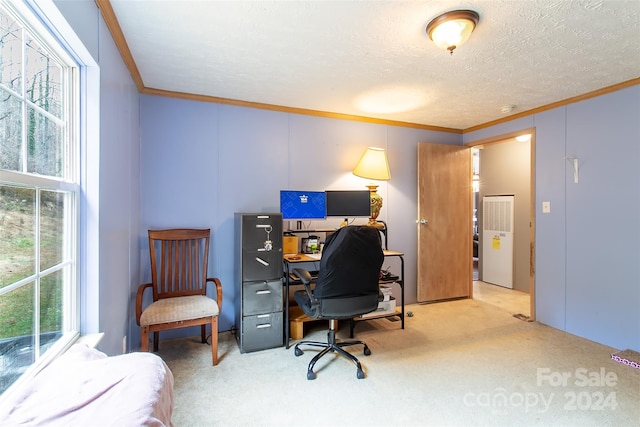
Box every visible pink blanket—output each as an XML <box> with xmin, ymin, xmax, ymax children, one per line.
<box><xmin>0</xmin><ymin>344</ymin><xmax>174</xmax><ymax>426</ymax></box>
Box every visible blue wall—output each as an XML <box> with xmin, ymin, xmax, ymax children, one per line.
<box><xmin>55</xmin><ymin>0</ymin><xmax>141</xmax><ymax>356</ymax></box>
<box><xmin>465</xmin><ymin>86</ymin><xmax>640</xmax><ymax>351</ymax></box>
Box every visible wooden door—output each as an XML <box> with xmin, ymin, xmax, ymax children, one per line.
<box><xmin>417</xmin><ymin>143</ymin><xmax>472</xmax><ymax>302</ymax></box>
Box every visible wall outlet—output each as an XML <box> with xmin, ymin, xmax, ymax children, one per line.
<box><xmin>122</xmin><ymin>336</ymin><xmax>127</xmax><ymax>354</ymax></box>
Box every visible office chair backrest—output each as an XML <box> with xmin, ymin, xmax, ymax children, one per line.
<box><xmin>314</xmin><ymin>225</ymin><xmax>384</xmax><ymax>300</ymax></box>
<box><xmin>148</xmin><ymin>228</ymin><xmax>211</xmax><ymax>300</ymax></box>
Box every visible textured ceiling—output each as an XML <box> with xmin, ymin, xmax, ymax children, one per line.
<box><xmin>108</xmin><ymin>0</ymin><xmax>640</xmax><ymax>130</ymax></box>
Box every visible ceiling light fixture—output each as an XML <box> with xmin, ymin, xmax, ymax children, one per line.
<box><xmin>426</xmin><ymin>9</ymin><xmax>479</xmax><ymax>55</ymax></box>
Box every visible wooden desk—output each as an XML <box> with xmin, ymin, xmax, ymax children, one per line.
<box><xmin>283</xmin><ymin>254</ymin><xmax>321</xmax><ymax>263</ymax></box>
<box><xmin>282</xmin><ymin>250</ymin><xmax>404</xmax><ymax>348</ymax></box>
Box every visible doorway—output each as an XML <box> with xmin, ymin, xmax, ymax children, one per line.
<box><xmin>472</xmin><ymin>149</ymin><xmax>480</xmax><ymax>281</ymax></box>
<box><xmin>467</xmin><ymin>129</ymin><xmax>536</xmax><ymax>320</ymax></box>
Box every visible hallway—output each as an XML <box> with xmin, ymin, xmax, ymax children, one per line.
<box><xmin>474</xmin><ymin>280</ymin><xmax>530</xmax><ymax>318</ymax></box>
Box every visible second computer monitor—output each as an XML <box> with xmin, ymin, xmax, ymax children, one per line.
<box><xmin>325</xmin><ymin>190</ymin><xmax>371</xmax><ymax>217</ymax></box>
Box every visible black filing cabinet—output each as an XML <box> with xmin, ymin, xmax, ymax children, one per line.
<box><xmin>235</xmin><ymin>213</ymin><xmax>283</xmax><ymax>352</ymax></box>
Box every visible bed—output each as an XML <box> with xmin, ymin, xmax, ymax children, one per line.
<box><xmin>0</xmin><ymin>343</ymin><xmax>174</xmax><ymax>426</ymax></box>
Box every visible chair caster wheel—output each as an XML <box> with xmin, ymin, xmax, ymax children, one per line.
<box><xmin>294</xmin><ymin>347</ymin><xmax>303</xmax><ymax>357</ymax></box>
<box><xmin>357</xmin><ymin>369</ymin><xmax>365</xmax><ymax>379</ymax></box>
<box><xmin>363</xmin><ymin>346</ymin><xmax>371</xmax><ymax>356</ymax></box>
<box><xmin>307</xmin><ymin>370</ymin><xmax>316</xmax><ymax>380</ymax></box>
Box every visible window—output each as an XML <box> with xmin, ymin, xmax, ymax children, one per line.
<box><xmin>0</xmin><ymin>2</ymin><xmax>79</xmax><ymax>394</ymax></box>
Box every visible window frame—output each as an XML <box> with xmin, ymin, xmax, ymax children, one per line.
<box><xmin>0</xmin><ymin>0</ymin><xmax>98</xmax><ymax>400</ymax></box>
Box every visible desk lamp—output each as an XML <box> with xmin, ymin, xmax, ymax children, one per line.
<box><xmin>352</xmin><ymin>147</ymin><xmax>391</xmax><ymax>228</ymax></box>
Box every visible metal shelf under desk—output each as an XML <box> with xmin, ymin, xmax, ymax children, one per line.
<box><xmin>284</xmin><ymin>220</ymin><xmax>388</xmax><ymax>250</ymax></box>
<box><xmin>350</xmin><ymin>250</ymin><xmax>404</xmax><ymax>337</ymax></box>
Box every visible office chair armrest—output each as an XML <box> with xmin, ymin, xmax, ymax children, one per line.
<box><xmin>292</xmin><ymin>268</ymin><xmax>316</xmax><ymax>304</ymax></box>
<box><xmin>135</xmin><ymin>283</ymin><xmax>153</xmax><ymax>326</ymax></box>
<box><xmin>207</xmin><ymin>277</ymin><xmax>223</xmax><ymax>311</ymax></box>
<box><xmin>292</xmin><ymin>268</ymin><xmax>313</xmax><ymax>284</ymax></box>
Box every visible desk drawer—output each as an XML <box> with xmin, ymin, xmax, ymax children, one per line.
<box><xmin>240</xmin><ymin>312</ymin><xmax>283</xmax><ymax>352</ymax></box>
<box><xmin>242</xmin><ymin>280</ymin><xmax>283</xmax><ymax>316</ymax></box>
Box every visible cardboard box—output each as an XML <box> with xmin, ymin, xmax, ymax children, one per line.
<box><xmin>283</xmin><ymin>235</ymin><xmax>298</xmax><ymax>255</ymax></box>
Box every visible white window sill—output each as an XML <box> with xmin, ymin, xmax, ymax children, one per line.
<box><xmin>75</xmin><ymin>332</ymin><xmax>104</xmax><ymax>349</ymax></box>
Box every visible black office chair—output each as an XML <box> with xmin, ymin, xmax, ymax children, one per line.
<box><xmin>292</xmin><ymin>225</ymin><xmax>384</xmax><ymax>380</ymax></box>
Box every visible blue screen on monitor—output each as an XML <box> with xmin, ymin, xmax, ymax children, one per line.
<box><xmin>280</xmin><ymin>190</ymin><xmax>326</xmax><ymax>220</ymax></box>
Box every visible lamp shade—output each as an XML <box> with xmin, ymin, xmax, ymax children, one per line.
<box><xmin>352</xmin><ymin>147</ymin><xmax>391</xmax><ymax>181</ymax></box>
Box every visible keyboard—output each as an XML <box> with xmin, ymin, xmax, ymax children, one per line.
<box><xmin>289</xmin><ymin>270</ymin><xmax>319</xmax><ymax>281</ymax></box>
<box><xmin>305</xmin><ymin>253</ymin><xmax>322</xmax><ymax>260</ymax></box>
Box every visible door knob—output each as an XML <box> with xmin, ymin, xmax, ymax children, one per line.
<box><xmin>417</xmin><ymin>219</ymin><xmax>429</xmax><ymax>225</ymax></box>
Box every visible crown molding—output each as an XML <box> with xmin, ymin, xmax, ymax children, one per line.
<box><xmin>463</xmin><ymin>77</ymin><xmax>640</xmax><ymax>133</ymax></box>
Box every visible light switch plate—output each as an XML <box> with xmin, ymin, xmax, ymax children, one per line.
<box><xmin>542</xmin><ymin>201</ymin><xmax>551</xmax><ymax>213</ymax></box>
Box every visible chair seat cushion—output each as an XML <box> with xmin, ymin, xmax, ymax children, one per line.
<box><xmin>140</xmin><ymin>295</ymin><xmax>219</xmax><ymax>326</ymax></box>
<box><xmin>294</xmin><ymin>290</ymin><xmax>378</xmax><ymax>320</ymax></box>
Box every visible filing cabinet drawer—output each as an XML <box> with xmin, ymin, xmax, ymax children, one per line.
<box><xmin>242</xmin><ymin>280</ymin><xmax>282</xmax><ymax>316</ymax></box>
<box><xmin>241</xmin><ymin>249</ymin><xmax>282</xmax><ymax>282</ymax></box>
<box><xmin>241</xmin><ymin>312</ymin><xmax>283</xmax><ymax>352</ymax></box>
<box><xmin>240</xmin><ymin>214</ymin><xmax>283</xmax><ymax>247</ymax></box>
<box><xmin>240</xmin><ymin>214</ymin><xmax>283</xmax><ymax>281</ymax></box>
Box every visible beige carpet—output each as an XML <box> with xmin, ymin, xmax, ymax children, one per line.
<box><xmin>156</xmin><ymin>299</ymin><xmax>640</xmax><ymax>427</ymax></box>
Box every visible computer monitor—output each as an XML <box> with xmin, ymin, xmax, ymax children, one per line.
<box><xmin>325</xmin><ymin>190</ymin><xmax>371</xmax><ymax>217</ymax></box>
<box><xmin>280</xmin><ymin>190</ymin><xmax>327</xmax><ymax>220</ymax></box>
